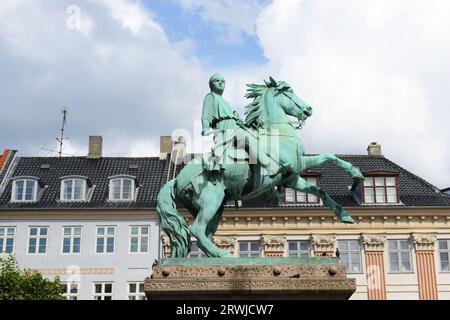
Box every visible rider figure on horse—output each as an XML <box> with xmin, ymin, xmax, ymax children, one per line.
<box><xmin>201</xmin><ymin>73</ymin><xmax>280</xmax><ymax>177</ymax></box>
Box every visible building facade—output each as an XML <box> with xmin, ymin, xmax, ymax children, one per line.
<box><xmin>0</xmin><ymin>139</ymin><xmax>164</xmax><ymax>300</ymax></box>
<box><xmin>1</xmin><ymin>138</ymin><xmax>450</xmax><ymax>300</ymax></box>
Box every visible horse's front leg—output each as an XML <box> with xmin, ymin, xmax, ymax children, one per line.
<box><xmin>191</xmin><ymin>182</ymin><xmax>231</xmax><ymax>257</ymax></box>
<box><xmin>302</xmin><ymin>154</ymin><xmax>364</xmax><ymax>181</ymax></box>
<box><xmin>288</xmin><ymin>176</ymin><xmax>355</xmax><ymax>224</ymax></box>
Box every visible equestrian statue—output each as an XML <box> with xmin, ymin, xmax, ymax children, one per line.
<box><xmin>157</xmin><ymin>74</ymin><xmax>365</xmax><ymax>258</ymax></box>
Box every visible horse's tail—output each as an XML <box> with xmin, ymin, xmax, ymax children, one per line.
<box><xmin>156</xmin><ymin>179</ymin><xmax>191</xmax><ymax>258</ymax></box>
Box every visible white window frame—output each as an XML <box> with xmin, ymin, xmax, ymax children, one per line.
<box><xmin>238</xmin><ymin>241</ymin><xmax>261</xmax><ymax>258</ymax></box>
<box><xmin>96</xmin><ymin>226</ymin><xmax>116</xmax><ymax>254</ymax></box>
<box><xmin>337</xmin><ymin>239</ymin><xmax>363</xmax><ymax>274</ymax></box>
<box><xmin>388</xmin><ymin>239</ymin><xmax>413</xmax><ymax>273</ymax></box>
<box><xmin>11</xmin><ymin>177</ymin><xmax>39</xmax><ymax>202</ymax></box>
<box><xmin>129</xmin><ymin>226</ymin><xmax>150</xmax><ymax>254</ymax></box>
<box><xmin>127</xmin><ymin>282</ymin><xmax>146</xmax><ymax>300</ymax></box>
<box><xmin>363</xmin><ymin>176</ymin><xmax>399</xmax><ymax>204</ymax></box>
<box><xmin>27</xmin><ymin>226</ymin><xmax>49</xmax><ymax>255</ymax></box>
<box><xmin>189</xmin><ymin>241</ymin><xmax>206</xmax><ymax>258</ymax></box>
<box><xmin>92</xmin><ymin>282</ymin><xmax>113</xmax><ymax>300</ymax></box>
<box><xmin>284</xmin><ymin>177</ymin><xmax>320</xmax><ymax>204</ymax></box>
<box><xmin>62</xmin><ymin>226</ymin><xmax>82</xmax><ymax>254</ymax></box>
<box><xmin>287</xmin><ymin>240</ymin><xmax>311</xmax><ymax>257</ymax></box>
<box><xmin>60</xmin><ymin>176</ymin><xmax>88</xmax><ymax>202</ymax></box>
<box><xmin>0</xmin><ymin>226</ymin><xmax>15</xmax><ymax>254</ymax></box>
<box><xmin>438</xmin><ymin>239</ymin><xmax>450</xmax><ymax>272</ymax></box>
<box><xmin>62</xmin><ymin>282</ymin><xmax>80</xmax><ymax>300</ymax></box>
<box><xmin>108</xmin><ymin>175</ymin><xmax>136</xmax><ymax>201</ymax></box>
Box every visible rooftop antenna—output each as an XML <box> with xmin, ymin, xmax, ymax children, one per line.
<box><xmin>56</xmin><ymin>109</ymin><xmax>69</xmax><ymax>157</ymax></box>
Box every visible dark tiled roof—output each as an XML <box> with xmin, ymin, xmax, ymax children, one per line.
<box><xmin>242</xmin><ymin>155</ymin><xmax>450</xmax><ymax>208</ymax></box>
<box><xmin>0</xmin><ymin>154</ymin><xmax>449</xmax><ymax>210</ymax></box>
<box><xmin>0</xmin><ymin>156</ymin><xmax>169</xmax><ymax>209</ymax></box>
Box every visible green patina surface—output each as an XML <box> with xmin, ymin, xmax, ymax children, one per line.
<box><xmin>156</xmin><ymin>74</ymin><xmax>365</xmax><ymax>258</ymax></box>
<box><xmin>160</xmin><ymin>257</ymin><xmax>339</xmax><ymax>266</ymax></box>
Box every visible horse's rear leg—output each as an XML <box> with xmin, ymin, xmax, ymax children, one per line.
<box><xmin>191</xmin><ymin>182</ymin><xmax>230</xmax><ymax>257</ymax></box>
<box><xmin>302</xmin><ymin>154</ymin><xmax>364</xmax><ymax>181</ymax></box>
<box><xmin>289</xmin><ymin>176</ymin><xmax>355</xmax><ymax>224</ymax></box>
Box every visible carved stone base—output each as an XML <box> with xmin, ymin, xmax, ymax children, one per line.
<box><xmin>145</xmin><ymin>258</ymin><xmax>356</xmax><ymax>300</ymax></box>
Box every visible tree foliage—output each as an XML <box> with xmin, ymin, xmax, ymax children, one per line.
<box><xmin>0</xmin><ymin>255</ymin><xmax>65</xmax><ymax>300</ymax></box>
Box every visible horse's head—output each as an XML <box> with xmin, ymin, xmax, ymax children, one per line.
<box><xmin>244</xmin><ymin>76</ymin><xmax>312</xmax><ymax>129</ymax></box>
<box><xmin>269</xmin><ymin>77</ymin><xmax>313</xmax><ymax>128</ymax></box>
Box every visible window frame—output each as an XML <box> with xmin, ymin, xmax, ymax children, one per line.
<box><xmin>189</xmin><ymin>241</ymin><xmax>207</xmax><ymax>258</ymax></box>
<box><xmin>61</xmin><ymin>226</ymin><xmax>82</xmax><ymax>255</ymax></box>
<box><xmin>0</xmin><ymin>226</ymin><xmax>15</xmax><ymax>254</ymax></box>
<box><xmin>287</xmin><ymin>240</ymin><xmax>311</xmax><ymax>257</ymax></box>
<box><xmin>283</xmin><ymin>176</ymin><xmax>320</xmax><ymax>204</ymax></box>
<box><xmin>361</xmin><ymin>174</ymin><xmax>400</xmax><ymax>204</ymax></box>
<box><xmin>438</xmin><ymin>239</ymin><xmax>450</xmax><ymax>273</ymax></box>
<box><xmin>11</xmin><ymin>177</ymin><xmax>40</xmax><ymax>203</ymax></box>
<box><xmin>388</xmin><ymin>239</ymin><xmax>413</xmax><ymax>273</ymax></box>
<box><xmin>60</xmin><ymin>176</ymin><xmax>88</xmax><ymax>202</ymax></box>
<box><xmin>95</xmin><ymin>226</ymin><xmax>116</xmax><ymax>254</ymax></box>
<box><xmin>62</xmin><ymin>282</ymin><xmax>80</xmax><ymax>300</ymax></box>
<box><xmin>92</xmin><ymin>282</ymin><xmax>114</xmax><ymax>300</ymax></box>
<box><xmin>108</xmin><ymin>175</ymin><xmax>136</xmax><ymax>202</ymax></box>
<box><xmin>238</xmin><ymin>240</ymin><xmax>261</xmax><ymax>258</ymax></box>
<box><xmin>127</xmin><ymin>282</ymin><xmax>146</xmax><ymax>300</ymax></box>
<box><xmin>337</xmin><ymin>239</ymin><xmax>363</xmax><ymax>274</ymax></box>
<box><xmin>128</xmin><ymin>225</ymin><xmax>150</xmax><ymax>254</ymax></box>
<box><xmin>27</xmin><ymin>226</ymin><xmax>49</xmax><ymax>255</ymax></box>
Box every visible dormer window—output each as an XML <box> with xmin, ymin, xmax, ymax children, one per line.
<box><xmin>362</xmin><ymin>175</ymin><xmax>399</xmax><ymax>204</ymax></box>
<box><xmin>60</xmin><ymin>176</ymin><xmax>88</xmax><ymax>202</ymax></box>
<box><xmin>11</xmin><ymin>177</ymin><xmax>40</xmax><ymax>202</ymax></box>
<box><xmin>284</xmin><ymin>176</ymin><xmax>320</xmax><ymax>204</ymax></box>
<box><xmin>108</xmin><ymin>175</ymin><xmax>136</xmax><ymax>201</ymax></box>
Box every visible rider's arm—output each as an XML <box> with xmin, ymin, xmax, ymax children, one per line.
<box><xmin>201</xmin><ymin>93</ymin><xmax>216</xmax><ymax>136</ymax></box>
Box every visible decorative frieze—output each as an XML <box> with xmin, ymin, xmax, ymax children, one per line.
<box><xmin>262</xmin><ymin>235</ymin><xmax>286</xmax><ymax>257</ymax></box>
<box><xmin>362</xmin><ymin>234</ymin><xmax>386</xmax><ymax>252</ymax></box>
<box><xmin>412</xmin><ymin>234</ymin><xmax>437</xmax><ymax>251</ymax></box>
<box><xmin>161</xmin><ymin>233</ymin><xmax>171</xmax><ymax>258</ymax></box>
<box><xmin>312</xmin><ymin>235</ymin><xmax>336</xmax><ymax>256</ymax></box>
<box><xmin>213</xmin><ymin>235</ymin><xmax>236</xmax><ymax>255</ymax></box>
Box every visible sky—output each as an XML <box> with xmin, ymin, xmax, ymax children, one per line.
<box><xmin>0</xmin><ymin>0</ymin><xmax>449</xmax><ymax>188</ymax></box>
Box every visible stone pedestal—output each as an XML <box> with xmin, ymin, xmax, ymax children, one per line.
<box><xmin>144</xmin><ymin>257</ymin><xmax>356</xmax><ymax>300</ymax></box>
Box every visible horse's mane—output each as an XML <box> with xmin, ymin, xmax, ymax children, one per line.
<box><xmin>244</xmin><ymin>77</ymin><xmax>291</xmax><ymax>129</ymax></box>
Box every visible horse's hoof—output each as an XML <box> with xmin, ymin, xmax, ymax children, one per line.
<box><xmin>340</xmin><ymin>215</ymin><xmax>355</xmax><ymax>224</ymax></box>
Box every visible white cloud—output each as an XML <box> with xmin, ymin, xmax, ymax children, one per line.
<box><xmin>249</xmin><ymin>0</ymin><xmax>450</xmax><ymax>187</ymax></box>
<box><xmin>0</xmin><ymin>0</ymin><xmax>209</xmax><ymax>157</ymax></box>
<box><xmin>174</xmin><ymin>0</ymin><xmax>267</xmax><ymax>44</ymax></box>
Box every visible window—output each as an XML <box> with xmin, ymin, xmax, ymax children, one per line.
<box><xmin>28</xmin><ymin>227</ymin><xmax>48</xmax><ymax>254</ymax></box>
<box><xmin>438</xmin><ymin>240</ymin><xmax>450</xmax><ymax>272</ymax></box>
<box><xmin>63</xmin><ymin>283</ymin><xmax>79</xmax><ymax>300</ymax></box>
<box><xmin>96</xmin><ymin>226</ymin><xmax>115</xmax><ymax>253</ymax></box>
<box><xmin>0</xmin><ymin>227</ymin><xmax>15</xmax><ymax>254</ymax></box>
<box><xmin>287</xmin><ymin>240</ymin><xmax>310</xmax><ymax>257</ymax></box>
<box><xmin>238</xmin><ymin>241</ymin><xmax>261</xmax><ymax>257</ymax></box>
<box><xmin>388</xmin><ymin>240</ymin><xmax>412</xmax><ymax>272</ymax></box>
<box><xmin>127</xmin><ymin>282</ymin><xmax>146</xmax><ymax>300</ymax></box>
<box><xmin>108</xmin><ymin>176</ymin><xmax>136</xmax><ymax>201</ymax></box>
<box><xmin>60</xmin><ymin>177</ymin><xmax>87</xmax><ymax>201</ymax></box>
<box><xmin>62</xmin><ymin>227</ymin><xmax>82</xmax><ymax>254</ymax></box>
<box><xmin>284</xmin><ymin>177</ymin><xmax>319</xmax><ymax>204</ymax></box>
<box><xmin>363</xmin><ymin>176</ymin><xmax>398</xmax><ymax>204</ymax></box>
<box><xmin>189</xmin><ymin>242</ymin><xmax>206</xmax><ymax>258</ymax></box>
<box><xmin>129</xmin><ymin>226</ymin><xmax>150</xmax><ymax>253</ymax></box>
<box><xmin>12</xmin><ymin>178</ymin><xmax>39</xmax><ymax>202</ymax></box>
<box><xmin>337</xmin><ymin>240</ymin><xmax>362</xmax><ymax>273</ymax></box>
<box><xmin>93</xmin><ymin>283</ymin><xmax>113</xmax><ymax>300</ymax></box>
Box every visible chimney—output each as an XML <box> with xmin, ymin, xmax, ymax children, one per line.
<box><xmin>160</xmin><ymin>136</ymin><xmax>173</xmax><ymax>160</ymax></box>
<box><xmin>159</xmin><ymin>136</ymin><xmax>187</xmax><ymax>162</ymax></box>
<box><xmin>88</xmin><ymin>136</ymin><xmax>103</xmax><ymax>159</ymax></box>
<box><xmin>367</xmin><ymin>142</ymin><xmax>382</xmax><ymax>156</ymax></box>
